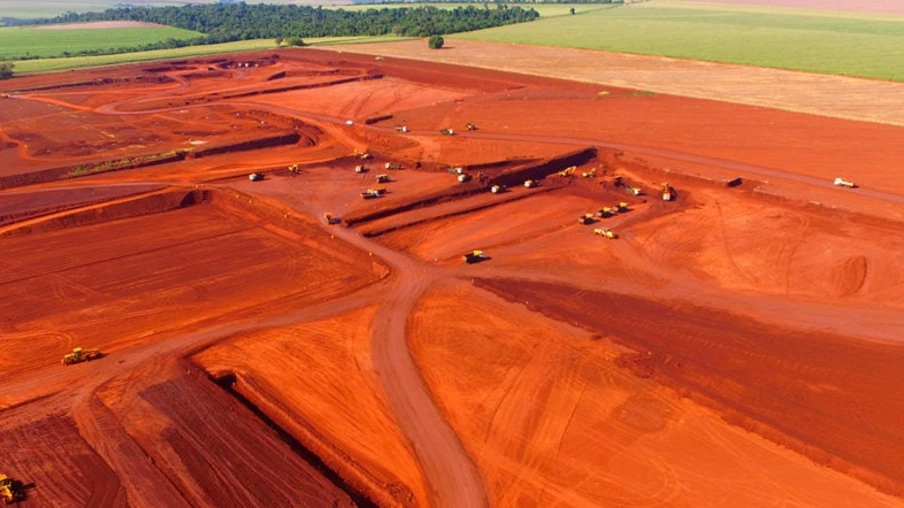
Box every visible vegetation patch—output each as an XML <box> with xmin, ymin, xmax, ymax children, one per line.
<box><xmin>0</xmin><ymin>25</ymin><xmax>201</xmax><ymax>60</ymax></box>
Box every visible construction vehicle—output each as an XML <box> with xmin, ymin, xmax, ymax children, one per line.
<box><xmin>598</xmin><ymin>207</ymin><xmax>614</xmax><ymax>218</ymax></box>
<box><xmin>395</xmin><ymin>125</ymin><xmax>409</xmax><ymax>133</ymax></box>
<box><xmin>524</xmin><ymin>179</ymin><xmax>537</xmax><ymax>188</ymax></box>
<box><xmin>582</xmin><ymin>166</ymin><xmax>598</xmax><ymax>178</ymax></box>
<box><xmin>594</xmin><ymin>228</ymin><xmax>617</xmax><ymax>239</ymax></box>
<box><xmin>440</xmin><ymin>128</ymin><xmax>455</xmax><ymax>136</ymax></box>
<box><xmin>661</xmin><ymin>183</ymin><xmax>674</xmax><ymax>201</ymax></box>
<box><xmin>834</xmin><ymin>177</ymin><xmax>856</xmax><ymax>188</ymax></box>
<box><xmin>288</xmin><ymin>164</ymin><xmax>299</xmax><ymax>173</ymax></box>
<box><xmin>248</xmin><ymin>172</ymin><xmax>264</xmax><ymax>182</ymax></box>
<box><xmin>458</xmin><ymin>173</ymin><xmax>472</xmax><ymax>183</ymax></box>
<box><xmin>360</xmin><ymin>189</ymin><xmax>384</xmax><ymax>199</ymax></box>
<box><xmin>447</xmin><ymin>167</ymin><xmax>465</xmax><ymax>175</ymax></box>
<box><xmin>376</xmin><ymin>174</ymin><xmax>391</xmax><ymax>183</ymax></box>
<box><xmin>558</xmin><ymin>166</ymin><xmax>577</xmax><ymax>177</ymax></box>
<box><xmin>625</xmin><ymin>186</ymin><xmax>642</xmax><ymax>196</ymax></box>
<box><xmin>355</xmin><ymin>165</ymin><xmax>366</xmax><ymax>174</ymax></box>
<box><xmin>0</xmin><ymin>474</ymin><xmax>23</xmax><ymax>504</ymax></box>
<box><xmin>61</xmin><ymin>347</ymin><xmax>103</xmax><ymax>366</ymax></box>
<box><xmin>490</xmin><ymin>184</ymin><xmax>506</xmax><ymax>194</ymax></box>
<box><xmin>617</xmin><ymin>202</ymin><xmax>629</xmax><ymax>212</ymax></box>
<box><xmin>462</xmin><ymin>250</ymin><xmax>485</xmax><ymax>264</ymax></box>
<box><xmin>578</xmin><ymin>214</ymin><xmax>595</xmax><ymax>225</ymax></box>
<box><xmin>466</xmin><ymin>123</ymin><xmax>477</xmax><ymax>131</ymax></box>
<box><xmin>385</xmin><ymin>162</ymin><xmax>402</xmax><ymax>170</ymax></box>
<box><xmin>353</xmin><ymin>150</ymin><xmax>372</xmax><ymax>160</ymax></box>
<box><xmin>323</xmin><ymin>212</ymin><xmax>339</xmax><ymax>225</ymax></box>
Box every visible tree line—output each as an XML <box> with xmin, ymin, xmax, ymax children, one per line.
<box><xmin>35</xmin><ymin>4</ymin><xmax>539</xmax><ymax>39</ymax></box>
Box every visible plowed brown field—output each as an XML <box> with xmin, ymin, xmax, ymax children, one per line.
<box><xmin>1</xmin><ymin>46</ymin><xmax>903</xmax><ymax>507</ymax></box>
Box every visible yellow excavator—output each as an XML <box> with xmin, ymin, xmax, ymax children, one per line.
<box><xmin>61</xmin><ymin>347</ymin><xmax>103</xmax><ymax>366</ymax></box>
<box><xmin>462</xmin><ymin>250</ymin><xmax>485</xmax><ymax>264</ymax></box>
<box><xmin>0</xmin><ymin>474</ymin><xmax>23</xmax><ymax>504</ymax></box>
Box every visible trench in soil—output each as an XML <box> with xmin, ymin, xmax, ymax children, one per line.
<box><xmin>209</xmin><ymin>372</ymin><xmax>378</xmax><ymax>508</ymax></box>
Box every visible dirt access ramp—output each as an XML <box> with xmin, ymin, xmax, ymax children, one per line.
<box><xmin>319</xmin><ymin>40</ymin><xmax>904</xmax><ymax>127</ymax></box>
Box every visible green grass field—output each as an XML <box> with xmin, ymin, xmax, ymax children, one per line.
<box><xmin>0</xmin><ymin>25</ymin><xmax>202</xmax><ymax>59</ymax></box>
<box><xmin>8</xmin><ymin>35</ymin><xmax>411</xmax><ymax>73</ymax></box>
<box><xmin>455</xmin><ymin>1</ymin><xmax>904</xmax><ymax>81</ymax></box>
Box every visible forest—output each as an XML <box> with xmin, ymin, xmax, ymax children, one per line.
<box><xmin>37</xmin><ymin>4</ymin><xmax>540</xmax><ymax>39</ymax></box>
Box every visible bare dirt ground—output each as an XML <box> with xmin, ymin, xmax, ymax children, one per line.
<box><xmin>1</xmin><ymin>48</ymin><xmax>904</xmax><ymax>506</ymax></box>
<box><xmin>694</xmin><ymin>0</ymin><xmax>904</xmax><ymax>15</ymax></box>
<box><xmin>326</xmin><ymin>39</ymin><xmax>904</xmax><ymax>127</ymax></box>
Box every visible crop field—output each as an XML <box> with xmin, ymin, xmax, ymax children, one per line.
<box><xmin>0</xmin><ymin>25</ymin><xmax>201</xmax><ymax>60</ymax></box>
<box><xmin>455</xmin><ymin>0</ymin><xmax>904</xmax><ymax>81</ymax></box>
<box><xmin>8</xmin><ymin>35</ymin><xmax>409</xmax><ymax>73</ymax></box>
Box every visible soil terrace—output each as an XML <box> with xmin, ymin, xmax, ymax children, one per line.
<box><xmin>1</xmin><ymin>47</ymin><xmax>903</xmax><ymax>506</ymax></box>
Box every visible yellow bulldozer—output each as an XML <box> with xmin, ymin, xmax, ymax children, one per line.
<box><xmin>0</xmin><ymin>474</ymin><xmax>24</xmax><ymax>504</ymax></box>
<box><xmin>61</xmin><ymin>347</ymin><xmax>103</xmax><ymax>366</ymax></box>
<box><xmin>462</xmin><ymin>250</ymin><xmax>486</xmax><ymax>264</ymax></box>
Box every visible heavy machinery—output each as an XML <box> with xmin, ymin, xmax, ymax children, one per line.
<box><xmin>440</xmin><ymin>128</ymin><xmax>455</xmax><ymax>136</ymax></box>
<box><xmin>288</xmin><ymin>164</ymin><xmax>299</xmax><ymax>173</ymax></box>
<box><xmin>598</xmin><ymin>207</ymin><xmax>614</xmax><ymax>218</ymax></box>
<box><xmin>834</xmin><ymin>177</ymin><xmax>856</xmax><ymax>188</ymax></box>
<box><xmin>248</xmin><ymin>172</ymin><xmax>264</xmax><ymax>182</ymax></box>
<box><xmin>661</xmin><ymin>183</ymin><xmax>674</xmax><ymax>201</ymax></box>
<box><xmin>458</xmin><ymin>173</ymin><xmax>472</xmax><ymax>183</ymax></box>
<box><xmin>360</xmin><ymin>189</ymin><xmax>384</xmax><ymax>199</ymax></box>
<box><xmin>582</xmin><ymin>166</ymin><xmax>598</xmax><ymax>178</ymax></box>
<box><xmin>385</xmin><ymin>162</ymin><xmax>402</xmax><ymax>170</ymax></box>
<box><xmin>466</xmin><ymin>123</ymin><xmax>477</xmax><ymax>131</ymax></box>
<box><xmin>0</xmin><ymin>474</ymin><xmax>23</xmax><ymax>504</ymax></box>
<box><xmin>395</xmin><ymin>125</ymin><xmax>409</xmax><ymax>133</ymax></box>
<box><xmin>578</xmin><ymin>214</ymin><xmax>595</xmax><ymax>225</ymax></box>
<box><xmin>353</xmin><ymin>150</ymin><xmax>372</xmax><ymax>160</ymax></box>
<box><xmin>490</xmin><ymin>185</ymin><xmax>506</xmax><ymax>194</ymax></box>
<box><xmin>558</xmin><ymin>166</ymin><xmax>577</xmax><ymax>177</ymax></box>
<box><xmin>447</xmin><ymin>167</ymin><xmax>465</xmax><ymax>175</ymax></box>
<box><xmin>376</xmin><ymin>174</ymin><xmax>391</xmax><ymax>183</ymax></box>
<box><xmin>323</xmin><ymin>212</ymin><xmax>339</xmax><ymax>225</ymax></box>
<box><xmin>61</xmin><ymin>347</ymin><xmax>103</xmax><ymax>366</ymax></box>
<box><xmin>524</xmin><ymin>179</ymin><xmax>537</xmax><ymax>188</ymax></box>
<box><xmin>594</xmin><ymin>228</ymin><xmax>617</xmax><ymax>239</ymax></box>
<box><xmin>462</xmin><ymin>250</ymin><xmax>485</xmax><ymax>264</ymax></box>
<box><xmin>355</xmin><ymin>165</ymin><xmax>366</xmax><ymax>174</ymax></box>
<box><xmin>617</xmin><ymin>202</ymin><xmax>629</xmax><ymax>213</ymax></box>
<box><xmin>625</xmin><ymin>186</ymin><xmax>642</xmax><ymax>196</ymax></box>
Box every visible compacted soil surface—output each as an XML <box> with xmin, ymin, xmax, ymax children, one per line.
<box><xmin>1</xmin><ymin>47</ymin><xmax>903</xmax><ymax>506</ymax></box>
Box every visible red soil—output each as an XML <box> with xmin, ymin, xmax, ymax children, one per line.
<box><xmin>2</xmin><ymin>47</ymin><xmax>904</xmax><ymax>506</ymax></box>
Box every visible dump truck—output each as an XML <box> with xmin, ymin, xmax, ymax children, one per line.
<box><xmin>395</xmin><ymin>126</ymin><xmax>409</xmax><ymax>133</ymax></box>
<box><xmin>61</xmin><ymin>347</ymin><xmax>103</xmax><ymax>366</ymax></box>
<box><xmin>323</xmin><ymin>212</ymin><xmax>339</xmax><ymax>225</ymax></box>
<box><xmin>462</xmin><ymin>250</ymin><xmax>485</xmax><ymax>264</ymax></box>
<box><xmin>360</xmin><ymin>189</ymin><xmax>383</xmax><ymax>199</ymax></box>
<box><xmin>355</xmin><ymin>165</ymin><xmax>366</xmax><ymax>174</ymax></box>
<box><xmin>0</xmin><ymin>474</ymin><xmax>23</xmax><ymax>504</ymax></box>
<box><xmin>578</xmin><ymin>214</ymin><xmax>595</xmax><ymax>225</ymax></box>
<box><xmin>625</xmin><ymin>186</ymin><xmax>642</xmax><ymax>196</ymax></box>
<box><xmin>458</xmin><ymin>173</ymin><xmax>472</xmax><ymax>183</ymax></box>
<box><xmin>447</xmin><ymin>167</ymin><xmax>465</xmax><ymax>175</ymax></box>
<box><xmin>834</xmin><ymin>177</ymin><xmax>856</xmax><ymax>188</ymax></box>
<box><xmin>440</xmin><ymin>128</ymin><xmax>455</xmax><ymax>136</ymax></box>
<box><xmin>248</xmin><ymin>172</ymin><xmax>264</xmax><ymax>182</ymax></box>
<box><xmin>617</xmin><ymin>202</ymin><xmax>629</xmax><ymax>212</ymax></box>
<box><xmin>661</xmin><ymin>183</ymin><xmax>674</xmax><ymax>201</ymax></box>
<box><xmin>594</xmin><ymin>228</ymin><xmax>617</xmax><ymax>239</ymax></box>
<box><xmin>376</xmin><ymin>174</ymin><xmax>391</xmax><ymax>183</ymax></box>
<box><xmin>353</xmin><ymin>150</ymin><xmax>372</xmax><ymax>160</ymax></box>
<box><xmin>524</xmin><ymin>179</ymin><xmax>537</xmax><ymax>188</ymax></box>
<box><xmin>288</xmin><ymin>164</ymin><xmax>299</xmax><ymax>173</ymax></box>
<box><xmin>466</xmin><ymin>123</ymin><xmax>477</xmax><ymax>131</ymax></box>
<box><xmin>490</xmin><ymin>185</ymin><xmax>506</xmax><ymax>194</ymax></box>
<box><xmin>385</xmin><ymin>162</ymin><xmax>402</xmax><ymax>170</ymax></box>
<box><xmin>598</xmin><ymin>207</ymin><xmax>614</xmax><ymax>218</ymax></box>
<box><xmin>558</xmin><ymin>166</ymin><xmax>577</xmax><ymax>177</ymax></box>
